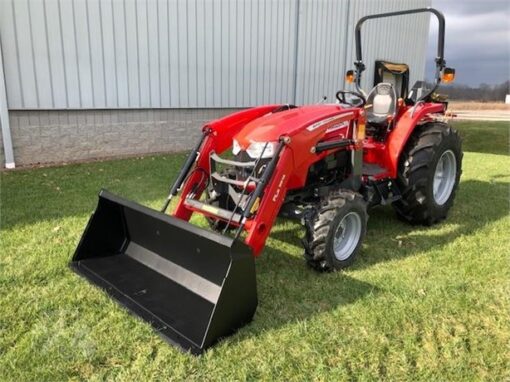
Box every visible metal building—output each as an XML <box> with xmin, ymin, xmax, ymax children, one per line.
<box><xmin>0</xmin><ymin>0</ymin><xmax>431</xmax><ymax>168</ymax></box>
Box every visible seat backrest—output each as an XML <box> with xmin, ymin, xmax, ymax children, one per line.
<box><xmin>374</xmin><ymin>61</ymin><xmax>409</xmax><ymax>98</ymax></box>
<box><xmin>365</xmin><ymin>83</ymin><xmax>397</xmax><ymax>123</ymax></box>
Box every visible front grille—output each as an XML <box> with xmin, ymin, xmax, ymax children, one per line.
<box><xmin>234</xmin><ymin>151</ymin><xmax>270</xmax><ymax>181</ymax></box>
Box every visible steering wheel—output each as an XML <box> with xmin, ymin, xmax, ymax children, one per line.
<box><xmin>335</xmin><ymin>90</ymin><xmax>366</xmax><ymax>107</ymax></box>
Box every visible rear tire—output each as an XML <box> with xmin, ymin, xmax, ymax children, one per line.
<box><xmin>393</xmin><ymin>122</ymin><xmax>462</xmax><ymax>225</ymax></box>
<box><xmin>303</xmin><ymin>190</ymin><xmax>368</xmax><ymax>272</ymax></box>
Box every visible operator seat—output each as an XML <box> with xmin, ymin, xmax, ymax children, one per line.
<box><xmin>365</xmin><ymin>83</ymin><xmax>397</xmax><ymax>133</ymax></box>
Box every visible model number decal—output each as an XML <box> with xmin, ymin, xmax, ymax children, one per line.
<box><xmin>325</xmin><ymin>121</ymin><xmax>349</xmax><ymax>134</ymax></box>
<box><xmin>306</xmin><ymin>113</ymin><xmax>353</xmax><ymax>132</ymax></box>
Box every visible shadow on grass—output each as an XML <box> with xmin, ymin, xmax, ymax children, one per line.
<box><xmin>269</xmin><ymin>179</ymin><xmax>509</xmax><ymax>272</ymax></box>
<box><xmin>222</xmin><ymin>178</ymin><xmax>509</xmax><ymax>345</ymax></box>
<box><xmin>229</xmin><ymin>247</ymin><xmax>379</xmax><ymax>344</ymax></box>
<box><xmin>0</xmin><ymin>154</ymin><xmax>185</xmax><ymax>230</ymax></box>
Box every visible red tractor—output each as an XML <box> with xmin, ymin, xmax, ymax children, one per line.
<box><xmin>72</xmin><ymin>8</ymin><xmax>462</xmax><ymax>354</ymax></box>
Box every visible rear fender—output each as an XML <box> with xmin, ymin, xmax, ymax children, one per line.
<box><xmin>386</xmin><ymin>103</ymin><xmax>445</xmax><ymax>177</ymax></box>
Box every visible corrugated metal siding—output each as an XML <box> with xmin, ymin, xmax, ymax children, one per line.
<box><xmin>294</xmin><ymin>0</ymin><xmax>350</xmax><ymax>104</ymax></box>
<box><xmin>0</xmin><ymin>0</ymin><xmax>430</xmax><ymax>110</ymax></box>
<box><xmin>345</xmin><ymin>0</ymin><xmax>432</xmax><ymax>90</ymax></box>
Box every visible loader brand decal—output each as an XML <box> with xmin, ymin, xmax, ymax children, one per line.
<box><xmin>306</xmin><ymin>113</ymin><xmax>354</xmax><ymax>132</ymax></box>
<box><xmin>272</xmin><ymin>174</ymin><xmax>287</xmax><ymax>202</ymax></box>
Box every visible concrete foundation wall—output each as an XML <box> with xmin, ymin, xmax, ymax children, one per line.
<box><xmin>3</xmin><ymin>109</ymin><xmax>239</xmax><ymax>166</ymax></box>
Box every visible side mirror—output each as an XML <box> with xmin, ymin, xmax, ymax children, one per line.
<box><xmin>345</xmin><ymin>70</ymin><xmax>355</xmax><ymax>84</ymax></box>
<box><xmin>441</xmin><ymin>67</ymin><xmax>455</xmax><ymax>83</ymax></box>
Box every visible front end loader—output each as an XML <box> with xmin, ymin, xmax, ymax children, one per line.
<box><xmin>71</xmin><ymin>7</ymin><xmax>462</xmax><ymax>354</ymax></box>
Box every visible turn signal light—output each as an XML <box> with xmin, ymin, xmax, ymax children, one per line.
<box><xmin>442</xmin><ymin>67</ymin><xmax>456</xmax><ymax>83</ymax></box>
<box><xmin>345</xmin><ymin>70</ymin><xmax>355</xmax><ymax>84</ymax></box>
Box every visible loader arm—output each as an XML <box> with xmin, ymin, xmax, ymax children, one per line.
<box><xmin>173</xmin><ymin>105</ymin><xmax>280</xmax><ymax>221</ymax></box>
<box><xmin>175</xmin><ymin>136</ymin><xmax>294</xmax><ymax>257</ymax></box>
<box><xmin>243</xmin><ymin>145</ymin><xmax>294</xmax><ymax>255</ymax></box>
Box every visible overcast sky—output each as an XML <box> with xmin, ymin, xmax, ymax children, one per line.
<box><xmin>425</xmin><ymin>0</ymin><xmax>510</xmax><ymax>86</ymax></box>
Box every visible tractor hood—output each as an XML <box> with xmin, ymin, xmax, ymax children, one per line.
<box><xmin>234</xmin><ymin>104</ymin><xmax>356</xmax><ymax>149</ymax></box>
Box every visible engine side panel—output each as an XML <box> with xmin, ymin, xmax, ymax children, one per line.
<box><xmin>285</xmin><ymin>109</ymin><xmax>359</xmax><ymax>189</ymax></box>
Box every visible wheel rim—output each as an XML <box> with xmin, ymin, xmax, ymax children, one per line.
<box><xmin>433</xmin><ymin>150</ymin><xmax>457</xmax><ymax>206</ymax></box>
<box><xmin>333</xmin><ymin>212</ymin><xmax>362</xmax><ymax>261</ymax></box>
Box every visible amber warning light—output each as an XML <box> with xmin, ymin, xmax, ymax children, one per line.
<box><xmin>345</xmin><ymin>70</ymin><xmax>355</xmax><ymax>84</ymax></box>
<box><xmin>442</xmin><ymin>67</ymin><xmax>456</xmax><ymax>83</ymax></box>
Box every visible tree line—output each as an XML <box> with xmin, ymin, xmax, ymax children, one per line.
<box><xmin>431</xmin><ymin>80</ymin><xmax>510</xmax><ymax>102</ymax></box>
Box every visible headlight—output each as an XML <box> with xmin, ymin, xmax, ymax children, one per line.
<box><xmin>232</xmin><ymin>139</ymin><xmax>241</xmax><ymax>155</ymax></box>
<box><xmin>246</xmin><ymin>141</ymin><xmax>277</xmax><ymax>159</ymax></box>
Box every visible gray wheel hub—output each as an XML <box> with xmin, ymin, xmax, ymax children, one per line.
<box><xmin>433</xmin><ymin>149</ymin><xmax>457</xmax><ymax>206</ymax></box>
<box><xmin>333</xmin><ymin>211</ymin><xmax>362</xmax><ymax>261</ymax></box>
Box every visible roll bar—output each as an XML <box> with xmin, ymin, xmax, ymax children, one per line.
<box><xmin>353</xmin><ymin>7</ymin><xmax>446</xmax><ymax>102</ymax></box>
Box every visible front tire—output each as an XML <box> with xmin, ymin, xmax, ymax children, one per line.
<box><xmin>303</xmin><ymin>190</ymin><xmax>368</xmax><ymax>272</ymax></box>
<box><xmin>393</xmin><ymin>122</ymin><xmax>462</xmax><ymax>225</ymax></box>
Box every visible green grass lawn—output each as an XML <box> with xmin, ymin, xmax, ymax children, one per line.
<box><xmin>1</xmin><ymin>120</ymin><xmax>509</xmax><ymax>381</ymax></box>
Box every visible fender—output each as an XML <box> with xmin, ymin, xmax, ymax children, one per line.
<box><xmin>386</xmin><ymin>103</ymin><xmax>445</xmax><ymax>177</ymax></box>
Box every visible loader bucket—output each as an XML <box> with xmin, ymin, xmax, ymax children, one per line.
<box><xmin>70</xmin><ymin>190</ymin><xmax>257</xmax><ymax>354</ymax></box>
